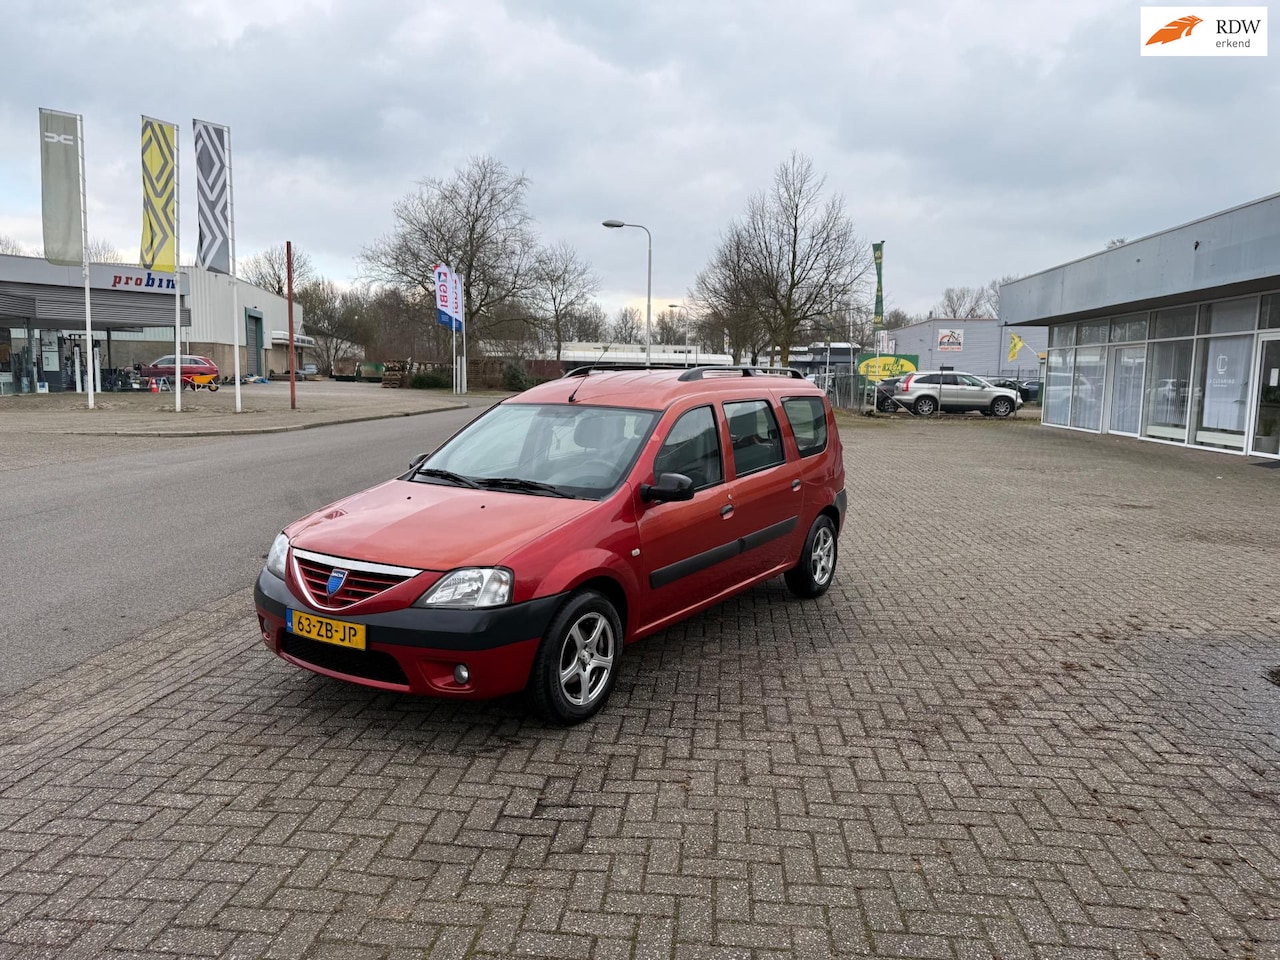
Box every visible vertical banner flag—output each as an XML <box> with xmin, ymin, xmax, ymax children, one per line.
<box><xmin>872</xmin><ymin>241</ymin><xmax>884</xmax><ymax>327</ymax></box>
<box><xmin>140</xmin><ymin>116</ymin><xmax>177</xmax><ymax>271</ymax></box>
<box><xmin>192</xmin><ymin>119</ymin><xmax>231</xmax><ymax>273</ymax></box>
<box><xmin>433</xmin><ymin>263</ymin><xmax>462</xmax><ymax>330</ymax></box>
<box><xmin>1008</xmin><ymin>332</ymin><xmax>1026</xmax><ymax>363</ymax></box>
<box><xmin>39</xmin><ymin>108</ymin><xmax>83</xmax><ymax>266</ymax></box>
<box><xmin>450</xmin><ymin>272</ymin><xmax>464</xmax><ymax>330</ymax></box>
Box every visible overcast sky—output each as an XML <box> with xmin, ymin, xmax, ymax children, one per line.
<box><xmin>1</xmin><ymin>0</ymin><xmax>1276</xmax><ymax>317</ymax></box>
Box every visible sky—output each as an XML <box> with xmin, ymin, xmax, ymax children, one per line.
<box><xmin>1</xmin><ymin>0</ymin><xmax>1277</xmax><ymax>318</ymax></box>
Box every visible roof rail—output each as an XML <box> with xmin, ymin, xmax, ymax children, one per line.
<box><xmin>676</xmin><ymin>365</ymin><xmax>806</xmax><ymax>382</ymax></box>
<box><xmin>563</xmin><ymin>363</ymin><xmax>691</xmax><ymax>378</ymax></box>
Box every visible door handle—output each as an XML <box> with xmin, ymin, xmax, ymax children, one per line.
<box><xmin>720</xmin><ymin>504</ymin><xmax>734</xmax><ymax>518</ymax></box>
<box><xmin>791</xmin><ymin>479</ymin><xmax>801</xmax><ymax>491</ymax></box>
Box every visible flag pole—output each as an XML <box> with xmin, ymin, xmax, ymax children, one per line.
<box><xmin>173</xmin><ymin>123</ymin><xmax>181</xmax><ymax>413</ymax></box>
<box><xmin>287</xmin><ymin>241</ymin><xmax>297</xmax><ymax>410</ymax></box>
<box><xmin>77</xmin><ymin>112</ymin><xmax>94</xmax><ymax>410</ymax></box>
<box><xmin>228</xmin><ymin>125</ymin><xmax>242</xmax><ymax>413</ymax></box>
<box><xmin>460</xmin><ymin>273</ymin><xmax>467</xmax><ymax>393</ymax></box>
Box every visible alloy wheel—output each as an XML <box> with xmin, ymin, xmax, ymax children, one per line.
<box><xmin>557</xmin><ymin>612</ymin><xmax>615</xmax><ymax>707</ymax></box>
<box><xmin>810</xmin><ymin>526</ymin><xmax>835</xmax><ymax>585</ymax></box>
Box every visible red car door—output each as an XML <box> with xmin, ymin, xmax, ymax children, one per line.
<box><xmin>634</xmin><ymin>404</ymin><xmax>737</xmax><ymax>634</ymax></box>
<box><xmin>718</xmin><ymin>397</ymin><xmax>804</xmax><ymax>584</ymax></box>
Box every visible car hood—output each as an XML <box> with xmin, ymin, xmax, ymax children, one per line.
<box><xmin>285</xmin><ymin>478</ymin><xmax>597</xmax><ymax>570</ymax></box>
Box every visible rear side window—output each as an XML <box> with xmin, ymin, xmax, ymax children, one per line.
<box><xmin>654</xmin><ymin>406</ymin><xmax>722</xmax><ymax>490</ymax></box>
<box><xmin>724</xmin><ymin>399</ymin><xmax>786</xmax><ymax>476</ymax></box>
<box><xmin>782</xmin><ymin>397</ymin><xmax>828</xmax><ymax>457</ymax></box>
<box><xmin>914</xmin><ymin>374</ymin><xmax>940</xmax><ymax>385</ymax></box>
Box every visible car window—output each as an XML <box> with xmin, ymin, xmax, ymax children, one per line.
<box><xmin>724</xmin><ymin>399</ymin><xmax>786</xmax><ymax>476</ymax></box>
<box><xmin>424</xmin><ymin>403</ymin><xmax>659</xmax><ymax>499</ymax></box>
<box><xmin>960</xmin><ymin>375</ymin><xmax>985</xmax><ymax>386</ymax></box>
<box><xmin>154</xmin><ymin>356</ymin><xmax>174</xmax><ymax>366</ymax></box>
<box><xmin>941</xmin><ymin>374</ymin><xmax>959</xmax><ymax>386</ymax></box>
<box><xmin>915</xmin><ymin>374</ymin><xmax>940</xmax><ymax>385</ymax></box>
<box><xmin>781</xmin><ymin>396</ymin><xmax>827</xmax><ymax>458</ymax></box>
<box><xmin>653</xmin><ymin>405</ymin><xmax>723</xmax><ymax>490</ymax></box>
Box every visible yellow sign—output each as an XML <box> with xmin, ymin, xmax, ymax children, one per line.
<box><xmin>859</xmin><ymin>355</ymin><xmax>917</xmax><ymax>382</ymax></box>
<box><xmin>140</xmin><ymin>116</ymin><xmax>177</xmax><ymax>272</ymax></box>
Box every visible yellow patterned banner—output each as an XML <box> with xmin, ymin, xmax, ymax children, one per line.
<box><xmin>140</xmin><ymin>116</ymin><xmax>177</xmax><ymax>272</ymax></box>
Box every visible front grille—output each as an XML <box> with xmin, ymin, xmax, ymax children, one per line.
<box><xmin>295</xmin><ymin>556</ymin><xmax>410</xmax><ymax>609</ymax></box>
<box><xmin>281</xmin><ymin>634</ymin><xmax>410</xmax><ymax>687</ymax></box>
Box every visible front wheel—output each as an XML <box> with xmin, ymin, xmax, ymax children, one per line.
<box><xmin>913</xmin><ymin>396</ymin><xmax>938</xmax><ymax>417</ymax></box>
<box><xmin>991</xmin><ymin>396</ymin><xmax>1014</xmax><ymax>418</ymax></box>
<box><xmin>785</xmin><ymin>514</ymin><xmax>838</xmax><ymax>599</ymax></box>
<box><xmin>529</xmin><ymin>589</ymin><xmax>622</xmax><ymax>724</ymax></box>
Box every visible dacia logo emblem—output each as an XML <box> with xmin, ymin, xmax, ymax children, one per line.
<box><xmin>326</xmin><ymin>569</ymin><xmax>349</xmax><ymax>596</ymax></box>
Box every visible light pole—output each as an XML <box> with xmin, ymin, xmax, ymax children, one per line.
<box><xmin>669</xmin><ymin>303</ymin><xmax>693</xmax><ymax>366</ymax></box>
<box><xmin>602</xmin><ymin>219</ymin><xmax>651</xmax><ymax>365</ymax></box>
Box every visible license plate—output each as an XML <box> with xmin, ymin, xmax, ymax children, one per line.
<box><xmin>287</xmin><ymin>610</ymin><xmax>366</xmax><ymax>650</ymax></box>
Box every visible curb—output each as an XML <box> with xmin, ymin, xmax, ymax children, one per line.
<box><xmin>58</xmin><ymin>402</ymin><xmax>474</xmax><ymax>438</ymax></box>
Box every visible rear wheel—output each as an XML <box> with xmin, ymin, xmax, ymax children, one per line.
<box><xmin>877</xmin><ymin>395</ymin><xmax>895</xmax><ymax>412</ymax></box>
<box><xmin>785</xmin><ymin>514</ymin><xmax>838</xmax><ymax>599</ymax></box>
<box><xmin>913</xmin><ymin>396</ymin><xmax>938</xmax><ymax>417</ymax></box>
<box><xmin>529</xmin><ymin>589</ymin><xmax>622</xmax><ymax>724</ymax></box>
<box><xmin>991</xmin><ymin>396</ymin><xmax>1014</xmax><ymax>418</ymax></box>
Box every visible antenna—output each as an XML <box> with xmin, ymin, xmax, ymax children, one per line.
<box><xmin>567</xmin><ymin>342</ymin><xmax>613</xmax><ymax>403</ymax></box>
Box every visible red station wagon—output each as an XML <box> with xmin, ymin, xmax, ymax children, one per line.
<box><xmin>254</xmin><ymin>366</ymin><xmax>847</xmax><ymax>723</ymax></box>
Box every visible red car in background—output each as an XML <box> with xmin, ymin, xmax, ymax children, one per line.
<box><xmin>254</xmin><ymin>365</ymin><xmax>847</xmax><ymax>723</ymax></box>
<box><xmin>138</xmin><ymin>354</ymin><xmax>220</xmax><ymax>389</ymax></box>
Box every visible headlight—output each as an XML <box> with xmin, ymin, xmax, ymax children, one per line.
<box><xmin>414</xmin><ymin>567</ymin><xmax>513</xmax><ymax>608</ymax></box>
<box><xmin>266</xmin><ymin>533</ymin><xmax>290</xmax><ymax>579</ymax></box>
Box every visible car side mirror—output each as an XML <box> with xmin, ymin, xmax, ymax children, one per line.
<box><xmin>409</xmin><ymin>452</ymin><xmax>429</xmax><ymax>470</ymax></box>
<box><xmin>640</xmin><ymin>472</ymin><xmax>695</xmax><ymax>504</ymax></box>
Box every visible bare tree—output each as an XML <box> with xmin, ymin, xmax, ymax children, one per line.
<box><xmin>241</xmin><ymin>244</ymin><xmax>316</xmax><ymax>296</ymax></box>
<box><xmin>568</xmin><ymin>302</ymin><xmax>608</xmax><ymax>342</ymax></box>
<box><xmin>0</xmin><ymin>234</ymin><xmax>27</xmax><ymax>256</ymax></box>
<box><xmin>882</xmin><ymin>307</ymin><xmax>917</xmax><ymax>330</ymax></box>
<box><xmin>930</xmin><ymin>286</ymin><xmax>992</xmax><ymax>319</ymax></box>
<box><xmin>85</xmin><ymin>237</ymin><xmax>132</xmax><ymax>264</ymax></box>
<box><xmin>735</xmin><ymin>152</ymin><xmax>873</xmax><ymax>365</ymax></box>
<box><xmin>609</xmin><ymin>306</ymin><xmax>643</xmax><ymax>344</ymax></box>
<box><xmin>528</xmin><ymin>241</ymin><xmax>599</xmax><ymax>359</ymax></box>
<box><xmin>295</xmin><ymin>279</ymin><xmax>370</xmax><ymax>375</ymax></box>
<box><xmin>653</xmin><ymin>309</ymin><xmax>684</xmax><ymax>345</ymax></box>
<box><xmin>692</xmin><ymin>223</ymin><xmax>770</xmax><ymax>364</ymax></box>
<box><xmin>360</xmin><ymin>155</ymin><xmax>540</xmax><ymax>346</ymax></box>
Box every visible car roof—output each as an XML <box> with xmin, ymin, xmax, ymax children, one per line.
<box><xmin>514</xmin><ymin>366</ymin><xmax>826</xmax><ymax>410</ymax></box>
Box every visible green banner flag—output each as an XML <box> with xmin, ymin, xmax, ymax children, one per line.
<box><xmin>872</xmin><ymin>241</ymin><xmax>884</xmax><ymax>327</ymax></box>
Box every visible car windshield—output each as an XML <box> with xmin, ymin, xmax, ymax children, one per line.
<box><xmin>417</xmin><ymin>403</ymin><xmax>660</xmax><ymax>500</ymax></box>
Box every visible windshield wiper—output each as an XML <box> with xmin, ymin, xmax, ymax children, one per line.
<box><xmin>412</xmin><ymin>467</ymin><xmax>480</xmax><ymax>489</ymax></box>
<box><xmin>474</xmin><ymin>477</ymin><xmax>573</xmax><ymax>498</ymax></box>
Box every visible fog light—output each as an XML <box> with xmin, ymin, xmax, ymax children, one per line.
<box><xmin>453</xmin><ymin>664</ymin><xmax>470</xmax><ymax>685</ymax></box>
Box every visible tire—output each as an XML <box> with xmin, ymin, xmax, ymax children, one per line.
<box><xmin>991</xmin><ymin>396</ymin><xmax>1014</xmax><ymax>418</ymax></box>
<box><xmin>529</xmin><ymin>589</ymin><xmax>622</xmax><ymax>724</ymax></box>
<box><xmin>785</xmin><ymin>514</ymin><xmax>838</xmax><ymax>599</ymax></box>
<box><xmin>877</xmin><ymin>395</ymin><xmax>895</xmax><ymax>412</ymax></box>
<box><xmin>208</xmin><ymin>382</ymin><xmax>219</xmax><ymax>392</ymax></box>
<box><xmin>913</xmin><ymin>395</ymin><xmax>938</xmax><ymax>417</ymax></box>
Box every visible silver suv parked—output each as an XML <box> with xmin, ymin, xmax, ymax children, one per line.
<box><xmin>895</xmin><ymin>371</ymin><xmax>1023</xmax><ymax>417</ymax></box>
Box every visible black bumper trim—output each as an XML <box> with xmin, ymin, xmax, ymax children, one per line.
<box><xmin>254</xmin><ymin>571</ymin><xmax>565</xmax><ymax>652</ymax></box>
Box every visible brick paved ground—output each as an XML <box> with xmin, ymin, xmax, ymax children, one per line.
<box><xmin>0</xmin><ymin>416</ymin><xmax>1276</xmax><ymax>959</ymax></box>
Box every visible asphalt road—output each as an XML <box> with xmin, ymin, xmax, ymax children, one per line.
<box><xmin>0</xmin><ymin>405</ymin><xmax>487</xmax><ymax>696</ymax></box>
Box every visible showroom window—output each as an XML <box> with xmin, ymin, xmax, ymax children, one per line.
<box><xmin>1142</xmin><ymin>339</ymin><xmax>1195</xmax><ymax>442</ymax></box>
<box><xmin>1077</xmin><ymin>319</ymin><xmax>1108</xmax><ymax>346</ymax></box>
<box><xmin>1049</xmin><ymin>324</ymin><xmax>1075</xmax><ymax>348</ymax></box>
<box><xmin>1199</xmin><ymin>297</ymin><xmax>1257</xmax><ymax>335</ymax></box>
<box><xmin>1044</xmin><ymin>349</ymin><xmax>1074</xmax><ymax>426</ymax></box>
<box><xmin>1262</xmin><ymin>294</ymin><xmax>1280</xmax><ymax>329</ymax></box>
<box><xmin>1151</xmin><ymin>306</ymin><xmax>1196</xmax><ymax>340</ymax></box>
<box><xmin>1070</xmin><ymin>346</ymin><xmax>1106</xmax><ymax>430</ymax></box>
<box><xmin>1110</xmin><ymin>313</ymin><xmax>1148</xmax><ymax>343</ymax></box>
<box><xmin>1190</xmin><ymin>334</ymin><xmax>1253</xmax><ymax>450</ymax></box>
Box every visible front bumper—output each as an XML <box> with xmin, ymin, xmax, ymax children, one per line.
<box><xmin>254</xmin><ymin>570</ymin><xmax>565</xmax><ymax>698</ymax></box>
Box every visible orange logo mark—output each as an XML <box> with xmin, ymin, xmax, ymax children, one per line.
<box><xmin>1146</xmin><ymin>14</ymin><xmax>1203</xmax><ymax>44</ymax></box>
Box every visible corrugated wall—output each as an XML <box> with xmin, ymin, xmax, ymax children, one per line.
<box><xmin>182</xmin><ymin>269</ymin><xmax>305</xmax><ymax>344</ymax></box>
<box><xmin>888</xmin><ymin>319</ymin><xmax>1047</xmax><ymax>378</ymax></box>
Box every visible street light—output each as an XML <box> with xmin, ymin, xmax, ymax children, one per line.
<box><xmin>669</xmin><ymin>303</ymin><xmax>693</xmax><ymax>366</ymax></box>
<box><xmin>602</xmin><ymin>219</ymin><xmax>651</xmax><ymax>365</ymax></box>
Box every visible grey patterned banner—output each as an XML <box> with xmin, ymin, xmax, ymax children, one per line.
<box><xmin>39</xmin><ymin>109</ymin><xmax>83</xmax><ymax>267</ymax></box>
<box><xmin>193</xmin><ymin>119</ymin><xmax>231</xmax><ymax>274</ymax></box>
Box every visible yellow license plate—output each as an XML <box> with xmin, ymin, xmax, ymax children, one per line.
<box><xmin>288</xmin><ymin>610</ymin><xmax>366</xmax><ymax>650</ymax></box>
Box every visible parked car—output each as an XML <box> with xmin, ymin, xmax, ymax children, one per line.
<box><xmin>895</xmin><ymin>370</ymin><xmax>1023</xmax><ymax>417</ymax></box>
<box><xmin>138</xmin><ymin>355</ymin><xmax>218</xmax><ymax>386</ymax></box>
<box><xmin>874</xmin><ymin>376</ymin><xmax>906</xmax><ymax>412</ymax></box>
<box><xmin>254</xmin><ymin>365</ymin><xmax>848</xmax><ymax>723</ymax></box>
<box><xmin>982</xmin><ymin>376</ymin><xmax>1022</xmax><ymax>393</ymax></box>
<box><xmin>1019</xmin><ymin>379</ymin><xmax>1041</xmax><ymax>402</ymax></box>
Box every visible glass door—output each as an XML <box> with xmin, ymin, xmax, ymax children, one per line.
<box><xmin>1249</xmin><ymin>334</ymin><xmax>1280</xmax><ymax>458</ymax></box>
<box><xmin>1107</xmin><ymin>344</ymin><xmax>1145</xmax><ymax>436</ymax></box>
